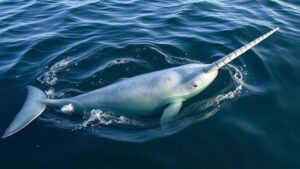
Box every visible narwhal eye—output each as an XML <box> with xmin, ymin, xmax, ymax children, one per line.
<box><xmin>192</xmin><ymin>82</ymin><xmax>198</xmax><ymax>88</ymax></box>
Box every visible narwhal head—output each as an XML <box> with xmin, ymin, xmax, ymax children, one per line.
<box><xmin>168</xmin><ymin>63</ymin><xmax>218</xmax><ymax>101</ymax></box>
<box><xmin>170</xmin><ymin>27</ymin><xmax>279</xmax><ymax>101</ymax></box>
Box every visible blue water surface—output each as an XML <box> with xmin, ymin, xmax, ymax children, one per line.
<box><xmin>0</xmin><ymin>0</ymin><xmax>299</xmax><ymax>169</ymax></box>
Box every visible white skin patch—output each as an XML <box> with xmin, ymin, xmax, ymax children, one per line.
<box><xmin>60</xmin><ymin>103</ymin><xmax>74</xmax><ymax>115</ymax></box>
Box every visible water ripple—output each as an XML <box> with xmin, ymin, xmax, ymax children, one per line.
<box><xmin>0</xmin><ymin>0</ymin><xmax>299</xmax><ymax>167</ymax></box>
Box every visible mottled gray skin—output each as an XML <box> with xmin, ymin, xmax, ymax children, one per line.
<box><xmin>47</xmin><ymin>63</ymin><xmax>218</xmax><ymax>117</ymax></box>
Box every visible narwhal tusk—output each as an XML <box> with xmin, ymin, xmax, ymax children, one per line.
<box><xmin>205</xmin><ymin>27</ymin><xmax>279</xmax><ymax>73</ymax></box>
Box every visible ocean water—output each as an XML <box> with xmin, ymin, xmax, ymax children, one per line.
<box><xmin>0</xmin><ymin>0</ymin><xmax>300</xmax><ymax>168</ymax></box>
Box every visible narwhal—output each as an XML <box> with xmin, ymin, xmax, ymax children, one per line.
<box><xmin>2</xmin><ymin>27</ymin><xmax>279</xmax><ymax>138</ymax></box>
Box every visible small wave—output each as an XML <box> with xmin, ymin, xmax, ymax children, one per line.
<box><xmin>148</xmin><ymin>46</ymin><xmax>202</xmax><ymax>65</ymax></box>
<box><xmin>102</xmin><ymin>57</ymin><xmax>151</xmax><ymax>70</ymax></box>
<box><xmin>60</xmin><ymin>0</ymin><xmax>99</xmax><ymax>8</ymax></box>
<box><xmin>77</xmin><ymin>109</ymin><xmax>143</xmax><ymax>130</ymax></box>
<box><xmin>204</xmin><ymin>64</ymin><xmax>244</xmax><ymax>108</ymax></box>
<box><xmin>37</xmin><ymin>57</ymin><xmax>76</xmax><ymax>86</ymax></box>
<box><xmin>180</xmin><ymin>64</ymin><xmax>245</xmax><ymax>122</ymax></box>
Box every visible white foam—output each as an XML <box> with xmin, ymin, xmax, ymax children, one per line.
<box><xmin>77</xmin><ymin>109</ymin><xmax>142</xmax><ymax>129</ymax></box>
<box><xmin>37</xmin><ymin>57</ymin><xmax>75</xmax><ymax>86</ymax></box>
<box><xmin>38</xmin><ymin>57</ymin><xmax>76</xmax><ymax>99</ymax></box>
<box><xmin>203</xmin><ymin>64</ymin><xmax>244</xmax><ymax>109</ymax></box>
<box><xmin>45</xmin><ymin>87</ymin><xmax>65</xmax><ymax>99</ymax></box>
<box><xmin>61</xmin><ymin>104</ymin><xmax>74</xmax><ymax>114</ymax></box>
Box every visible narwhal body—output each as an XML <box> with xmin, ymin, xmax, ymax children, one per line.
<box><xmin>55</xmin><ymin>63</ymin><xmax>217</xmax><ymax>116</ymax></box>
<box><xmin>2</xmin><ymin>28</ymin><xmax>279</xmax><ymax>138</ymax></box>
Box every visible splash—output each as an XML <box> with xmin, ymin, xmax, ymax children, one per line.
<box><xmin>60</xmin><ymin>104</ymin><xmax>75</xmax><ymax>114</ymax></box>
<box><xmin>38</xmin><ymin>57</ymin><xmax>77</xmax><ymax>99</ymax></box>
<box><xmin>37</xmin><ymin>57</ymin><xmax>75</xmax><ymax>86</ymax></box>
<box><xmin>45</xmin><ymin>87</ymin><xmax>65</xmax><ymax>99</ymax></box>
<box><xmin>181</xmin><ymin>64</ymin><xmax>245</xmax><ymax>117</ymax></box>
<box><xmin>77</xmin><ymin>109</ymin><xmax>143</xmax><ymax>129</ymax></box>
<box><xmin>203</xmin><ymin>64</ymin><xmax>244</xmax><ymax>109</ymax></box>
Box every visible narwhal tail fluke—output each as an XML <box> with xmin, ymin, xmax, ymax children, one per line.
<box><xmin>205</xmin><ymin>27</ymin><xmax>279</xmax><ymax>73</ymax></box>
<box><xmin>2</xmin><ymin>86</ymin><xmax>47</xmax><ymax>138</ymax></box>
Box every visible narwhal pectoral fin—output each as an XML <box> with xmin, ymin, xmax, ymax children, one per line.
<box><xmin>160</xmin><ymin>102</ymin><xmax>183</xmax><ymax>125</ymax></box>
